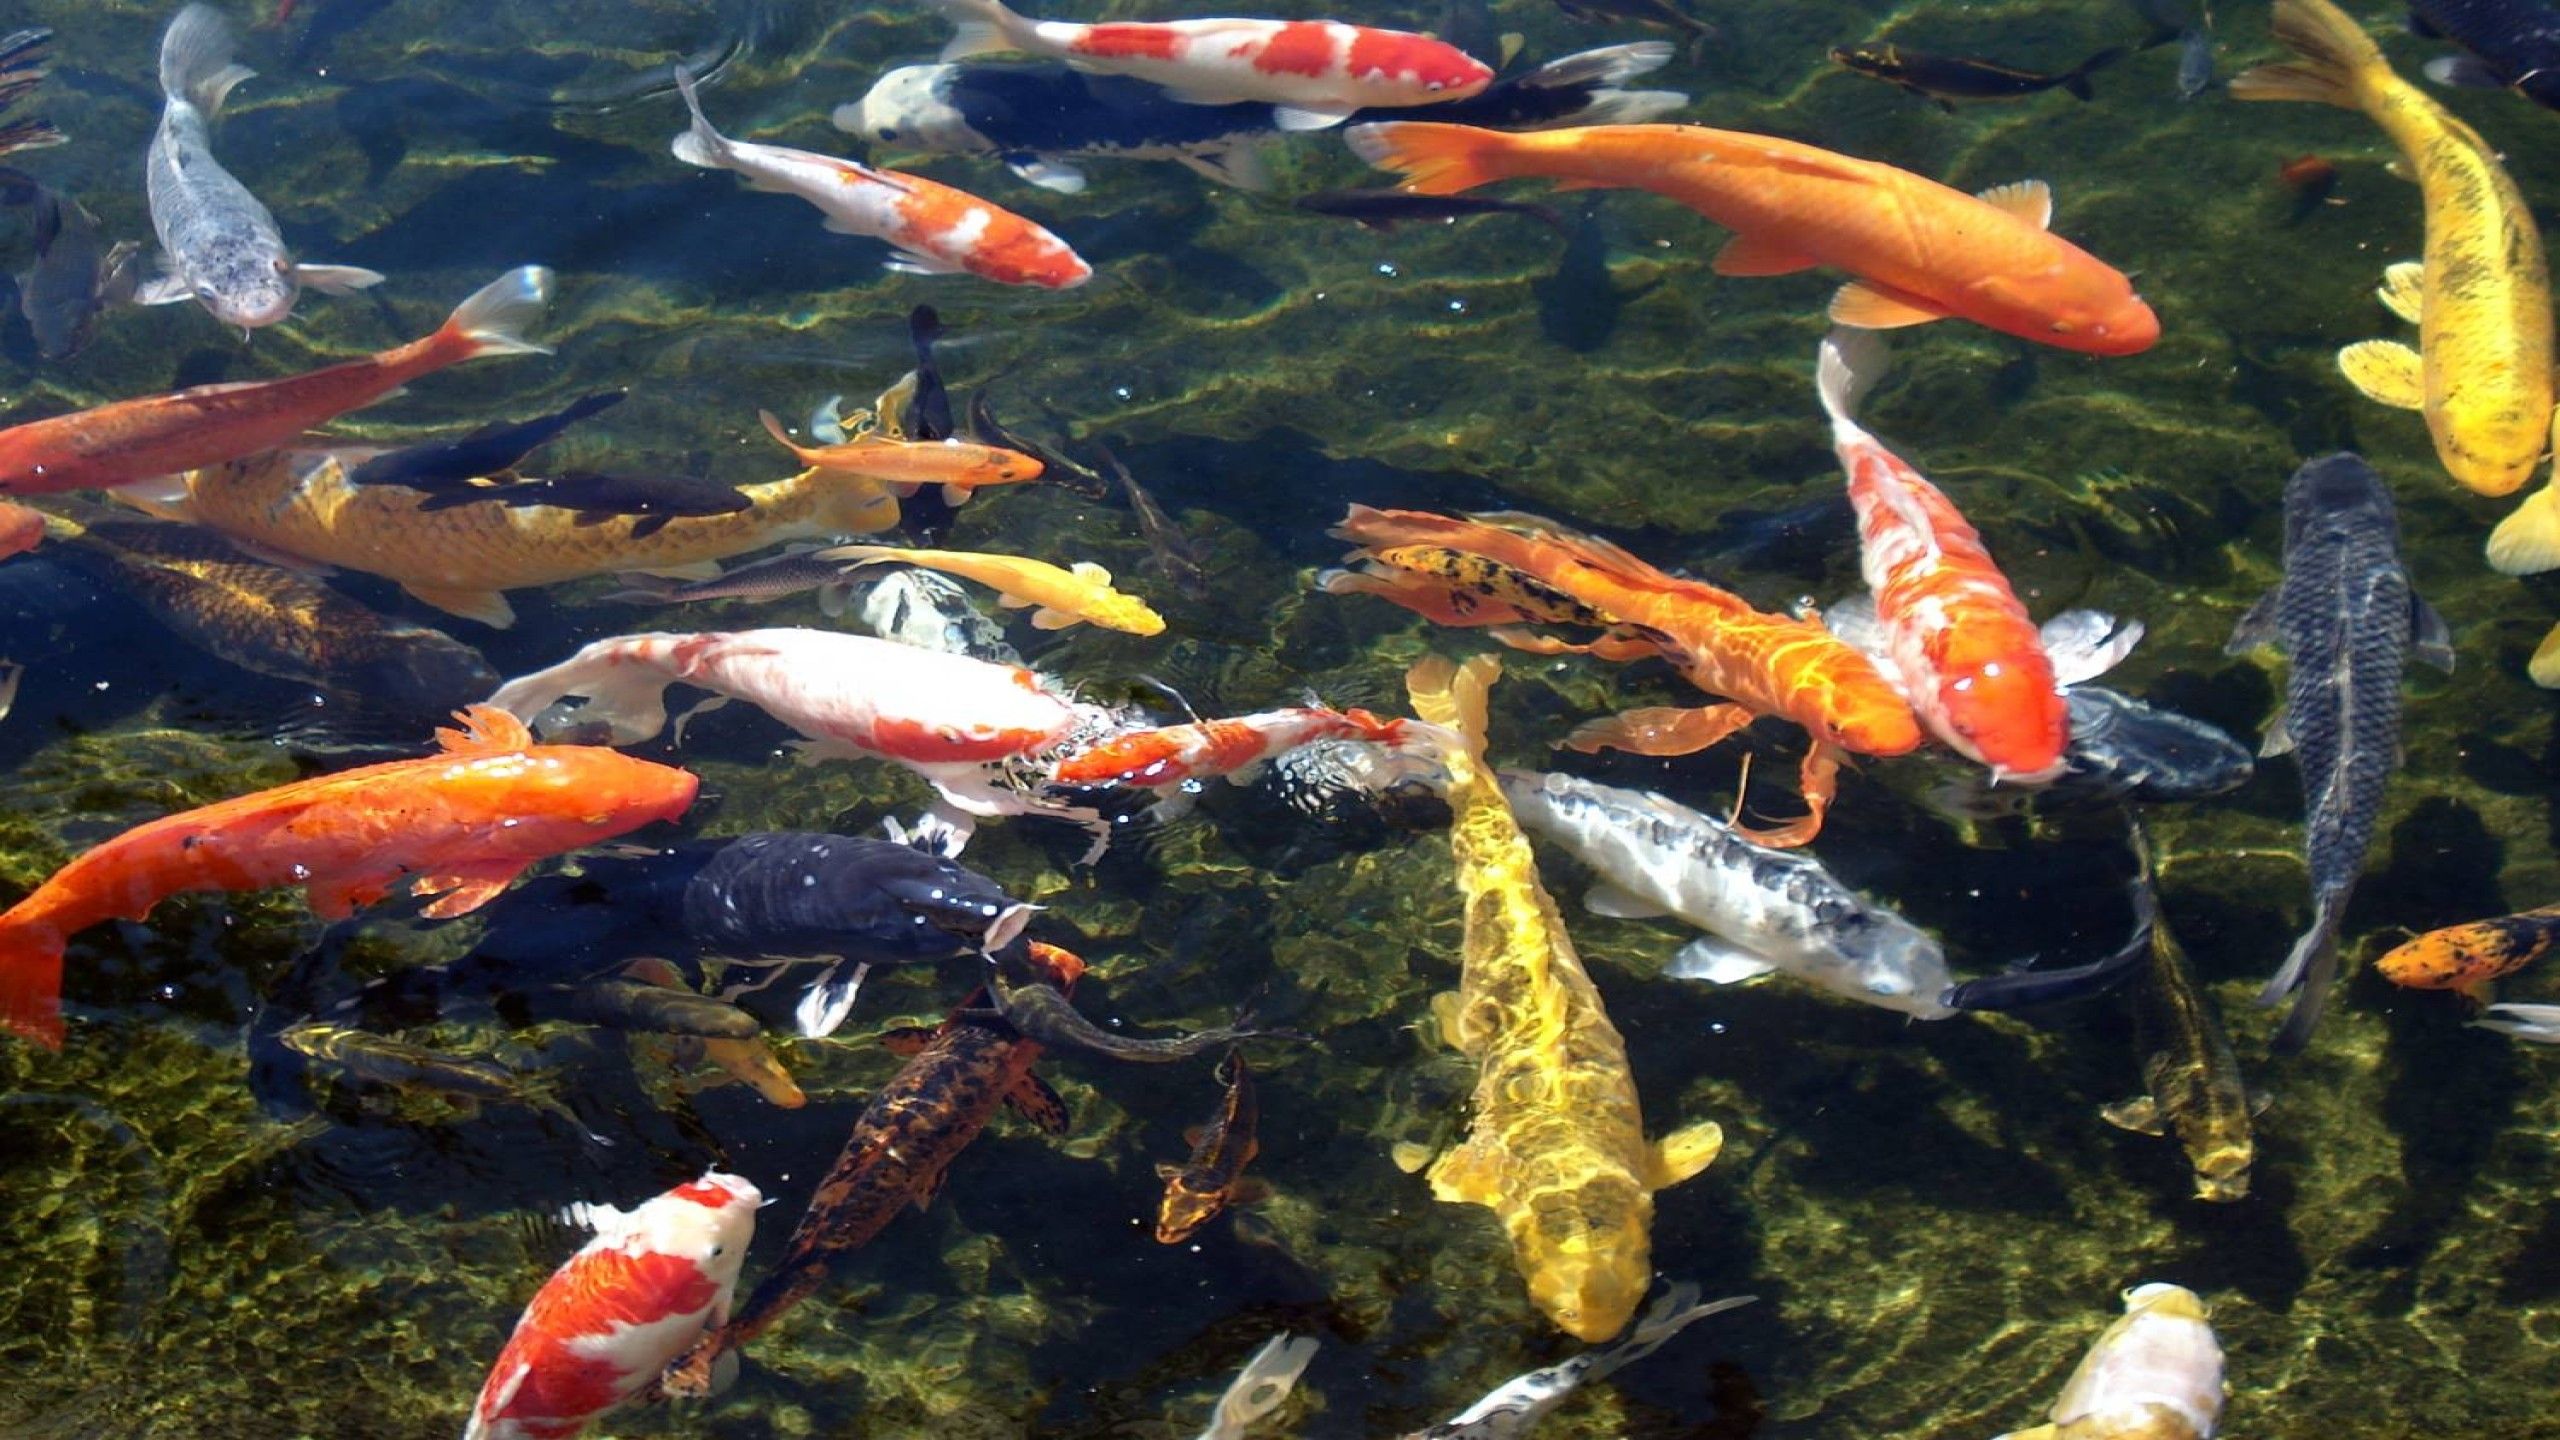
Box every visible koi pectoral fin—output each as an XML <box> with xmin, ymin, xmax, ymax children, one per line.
<box><xmin>413</xmin><ymin>863</ymin><xmax>531</xmax><ymax>919</ymax></box>
<box><xmin>2099</xmin><ymin>1094</ymin><xmax>2168</xmax><ymax>1136</ymax></box>
<box><xmin>2337</xmin><ymin>339</ymin><xmax>2424</xmax><ymax>410</ymax></box>
<box><xmin>1425</xmin><ymin>1138</ymin><xmax>1504</xmax><ymax>1208</ymax></box>
<box><xmin>1649</xmin><ymin>1120</ymin><xmax>1724</xmax><ymax>1189</ymax></box>
<box><xmin>1560</xmin><ymin>702</ymin><xmax>1754</xmax><ymax>757</ymax></box>
<box><xmin>305</xmin><ymin>869</ymin><xmax>405</xmax><ymax>921</ymax></box>
<box><xmin>1005</xmin><ymin>1072</ymin><xmax>1072</xmax><ymax>1134</ymax></box>
<box><xmin>1731</xmin><ymin>743</ymin><xmax>1842</xmax><ymax>849</ymax></box>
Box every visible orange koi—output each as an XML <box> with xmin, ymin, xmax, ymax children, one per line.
<box><xmin>1331</xmin><ymin>505</ymin><xmax>1921</xmax><ymax>846</ymax></box>
<box><xmin>0</xmin><ymin>267</ymin><xmax>550</xmax><ymax>498</ymax></box>
<box><xmin>1053</xmin><ymin>705</ymin><xmax>1427</xmax><ymax>789</ymax></box>
<box><xmin>0</xmin><ymin>500</ymin><xmax>39</xmax><ymax>559</ymax></box>
<box><xmin>1817</xmin><ymin>330</ymin><xmax>2067</xmax><ymax>780</ymax></box>
<box><xmin>0</xmin><ymin>705</ymin><xmax>697</xmax><ymax>1049</ymax></box>
<box><xmin>756</xmin><ymin>409</ymin><xmax>1041</xmax><ymax>506</ymax></box>
<box><xmin>1318</xmin><ymin>542</ymin><xmax>1619</xmax><ymax>632</ymax></box>
<box><xmin>1344</xmin><ymin>122</ymin><xmax>2158</xmax><ymax>355</ymax></box>
<box><xmin>2376</xmin><ymin>905</ymin><xmax>2560</xmax><ymax>1003</ymax></box>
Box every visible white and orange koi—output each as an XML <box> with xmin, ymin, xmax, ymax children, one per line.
<box><xmin>669</xmin><ymin>70</ymin><xmax>1089</xmax><ymax>289</ymax></box>
<box><xmin>928</xmin><ymin>0</ymin><xmax>1494</xmax><ymax>131</ymax></box>
<box><xmin>1052</xmin><ymin>705</ymin><xmax>1443</xmax><ymax>790</ymax></box>
<box><xmin>487</xmin><ymin>628</ymin><xmax>1117</xmax><ymax>856</ymax></box>
<box><xmin>464</xmin><ymin>1170</ymin><xmax>760</xmax><ymax>1440</ymax></box>
<box><xmin>1818</xmin><ymin>330</ymin><xmax>2129</xmax><ymax>782</ymax></box>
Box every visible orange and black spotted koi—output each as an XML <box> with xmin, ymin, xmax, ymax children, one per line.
<box><xmin>1155</xmin><ymin>1051</ymin><xmax>1266</xmax><ymax>1244</ymax></box>
<box><xmin>1320</xmin><ymin>542</ymin><xmax>1619</xmax><ymax>632</ymax></box>
<box><xmin>655</xmin><ymin>942</ymin><xmax>1083</xmax><ymax>1397</ymax></box>
<box><xmin>2377</xmin><ymin>905</ymin><xmax>2560</xmax><ymax>1003</ymax></box>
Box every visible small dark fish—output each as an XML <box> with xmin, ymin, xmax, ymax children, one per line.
<box><xmin>0</xmin><ymin>29</ymin><xmax>64</xmax><ymax>160</ymax></box>
<box><xmin>988</xmin><ymin>949</ymin><xmax>1291</xmax><ymax>1064</ymax></box>
<box><xmin>966</xmin><ymin>391</ymin><xmax>1111</xmax><ymax>499</ymax></box>
<box><xmin>12</xmin><ymin>187</ymin><xmax>140</xmax><ymax>361</ymax></box>
<box><xmin>2227</xmin><ymin>453</ymin><xmax>2454</xmax><ymax>1053</ymax></box>
<box><xmin>1552</xmin><ymin>0</ymin><xmax>1717</xmax><ymax>47</ymax></box>
<box><xmin>347</xmin><ymin>391</ymin><xmax>626</xmax><ymax>491</ymax></box>
<box><xmin>1929</xmin><ymin>685</ymin><xmax>2254</xmax><ymax>817</ymax></box>
<box><xmin>604</xmin><ymin>547</ymin><xmax>861</xmax><ymax>613</ymax></box>
<box><xmin>1093</xmin><ymin>439</ymin><xmax>1211</xmax><ymax>603</ymax></box>
<box><xmin>1293</xmin><ymin>189</ymin><xmax>1570</xmax><ymax>237</ymax></box>
<box><xmin>2101</xmin><ymin>839</ymin><xmax>2256</xmax><ymax>1203</ymax></box>
<box><xmin>1155</xmin><ymin>1050</ymin><xmax>1266</xmax><ymax>1243</ymax></box>
<box><xmin>412</xmin><ymin>469</ymin><xmax>751</xmax><ymax>539</ymax></box>
<box><xmin>1830</xmin><ymin>42</ymin><xmax>2129</xmax><ymax>108</ymax></box>
<box><xmin>2176</xmin><ymin>25</ymin><xmax>2218</xmax><ymax>98</ymax></box>
<box><xmin>276</xmin><ymin>1020</ymin><xmax>603</xmax><ymax>1141</ymax></box>
<box><xmin>507</xmin><ymin>978</ymin><xmax>764</xmax><ymax>1039</ymax></box>
<box><xmin>2410</xmin><ymin>0</ymin><xmax>2560</xmax><ymax>109</ymax></box>
<box><xmin>906</xmin><ymin>305</ymin><xmax>954</xmax><ymax>443</ymax></box>
<box><xmin>1535</xmin><ymin>197</ymin><xmax>1647</xmax><ymax>353</ymax></box>
<box><xmin>2277</xmin><ymin>154</ymin><xmax>2341</xmax><ymax>225</ymax></box>
<box><xmin>1942</xmin><ymin>860</ymin><xmax>2159</xmax><ymax>1013</ymax></box>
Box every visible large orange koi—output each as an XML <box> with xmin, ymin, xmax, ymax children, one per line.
<box><xmin>1330</xmin><ymin>505</ymin><xmax>1921</xmax><ymax>845</ymax></box>
<box><xmin>1344</xmin><ymin>122</ymin><xmax>2157</xmax><ymax>355</ymax></box>
<box><xmin>0</xmin><ymin>705</ymin><xmax>697</xmax><ymax>1049</ymax></box>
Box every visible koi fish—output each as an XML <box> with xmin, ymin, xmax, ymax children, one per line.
<box><xmin>1829</xmin><ymin>42</ymin><xmax>2126</xmax><ymax>108</ymax></box>
<box><xmin>1156</xmin><ymin>1051</ymin><xmax>1266</xmax><ymax>1243</ymax></box>
<box><xmin>0</xmin><ymin>501</ymin><xmax>41</xmax><ymax>560</ymax></box>
<box><xmin>277</xmin><ymin>1020</ymin><xmax>603</xmax><ymax>1141</ymax></box>
<box><xmin>1344</xmin><ymin>122</ymin><xmax>2158</xmax><ymax>355</ymax></box>
<box><xmin>622</xmin><ymin>959</ymin><xmax>804</xmax><ymax>1109</ymax></box>
<box><xmin>2375</xmin><ymin>904</ymin><xmax>2560</xmax><ymax>1002</ymax></box>
<box><xmin>13</xmin><ymin>185</ymin><xmax>139</xmax><ymax>362</ymax></box>
<box><xmin>756</xmin><ymin>410</ymin><xmax>1042</xmax><ymax>506</ymax></box>
<box><xmin>0</xmin><ymin>705</ymin><xmax>696</xmax><ymax>1049</ymax></box>
<box><xmin>0</xmin><ymin>265</ymin><xmax>550</xmax><ymax>499</ymax></box>
<box><xmin>1320</xmin><ymin>542</ymin><xmax>1618</xmax><ymax>631</ymax></box>
<box><xmin>819</xmin><ymin>544</ymin><xmax>1166</xmax><ymax>635</ymax></box>
<box><xmin>925</xmin><ymin>0</ymin><xmax>1494</xmax><ymax>132</ymax></box>
<box><xmin>2408</xmin><ymin>0</ymin><xmax>2560</xmax><ymax>109</ymax></box>
<box><xmin>1816</xmin><ymin>330</ymin><xmax>2074</xmax><ymax>781</ymax></box>
<box><xmin>670</xmin><ymin>68</ymin><xmax>1090</xmax><ymax>289</ymax></box>
<box><xmin>1053</xmin><ymin>705</ymin><xmax>1430</xmax><ymax>790</ymax></box>
<box><xmin>2473</xmin><ymin>1000</ymin><xmax>2560</xmax><ymax>1041</ymax></box>
<box><xmin>116</xmin><ymin>442</ymin><xmax>901</xmax><ymax>629</ymax></box>
<box><xmin>138</xmin><ymin>5</ymin><xmax>384</xmax><ymax>329</ymax></box>
<box><xmin>1405</xmin><ymin>654</ymin><xmax>1722</xmax><ymax>1341</ymax></box>
<box><xmin>657</xmin><ymin>943</ymin><xmax>1081</xmax><ymax>1395</ymax></box>
<box><xmin>465</xmin><ymin>1171</ymin><xmax>761</xmax><ymax>1440</ymax></box>
<box><xmin>1096</xmin><ymin>442</ymin><xmax>1213</xmax><ymax>604</ymax></box>
<box><xmin>989</xmin><ymin>955</ymin><xmax>1283</xmax><ymax>1064</ymax></box>
<box><xmin>2099</xmin><ymin>838</ymin><xmax>2258</xmax><ymax>1203</ymax></box>
<box><xmin>486</xmin><ymin>629</ymin><xmax>1111</xmax><ymax>856</ymax></box>
<box><xmin>2228</xmin><ymin>454</ymin><xmax>2453</xmax><ymax>1052</ymax></box>
<box><xmin>1499</xmin><ymin>769</ymin><xmax>1959</xmax><ymax>1019</ymax></box>
<box><xmin>840</xmin><ymin>44</ymin><xmax>1680</xmax><ymax>195</ymax></box>
<box><xmin>346</xmin><ymin>390</ymin><xmax>626</xmax><ymax>492</ymax></box>
<box><xmin>1923</xmin><ymin>685</ymin><xmax>2255</xmax><ymax>820</ymax></box>
<box><xmin>1405</xmin><ymin>1284</ymin><xmax>1754</xmax><ymax>1440</ymax></box>
<box><xmin>2233</xmin><ymin>0</ymin><xmax>2553</xmax><ymax>500</ymax></box>
<box><xmin>1334</xmin><ymin>506</ymin><xmax>1921</xmax><ymax>847</ymax></box>
<box><xmin>1195</xmin><ymin>1334</ymin><xmax>1319</xmax><ymax>1440</ymax></box>
<box><xmin>1993</xmin><ymin>1284</ymin><xmax>2225</xmax><ymax>1440</ymax></box>
<box><xmin>412</xmin><ymin>471</ymin><xmax>756</xmax><ymax>539</ymax></box>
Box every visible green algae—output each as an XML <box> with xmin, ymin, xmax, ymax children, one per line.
<box><xmin>5</xmin><ymin>0</ymin><xmax>2560</xmax><ymax>1435</ymax></box>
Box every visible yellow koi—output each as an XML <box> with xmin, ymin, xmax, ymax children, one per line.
<box><xmin>625</xmin><ymin>958</ymin><xmax>806</xmax><ymax>1109</ymax></box>
<box><xmin>820</xmin><ymin>543</ymin><xmax>1166</xmax><ymax>635</ymax></box>
<box><xmin>2232</xmin><ymin>0</ymin><xmax>2553</xmax><ymax>501</ymax></box>
<box><xmin>116</xmin><ymin>444</ymin><xmax>902</xmax><ymax>629</ymax></box>
<box><xmin>1402</xmin><ymin>653</ymin><xmax>1721</xmax><ymax>1343</ymax></box>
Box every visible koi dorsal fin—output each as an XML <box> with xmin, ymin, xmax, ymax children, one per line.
<box><xmin>436</xmin><ymin>704</ymin><xmax>534</xmax><ymax>756</ymax></box>
<box><xmin>1974</xmin><ymin>179</ymin><xmax>2052</xmax><ymax>229</ymax></box>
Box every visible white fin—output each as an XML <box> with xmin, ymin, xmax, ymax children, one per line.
<box><xmin>1558</xmin><ymin>86</ymin><xmax>1690</xmax><ymax>126</ymax></box>
<box><xmin>883</xmin><ymin>248</ymin><xmax>966</xmax><ymax>276</ymax></box>
<box><xmin>443</xmin><ymin>265</ymin><xmax>555</xmax><ymax>359</ymax></box>
<box><xmin>938</xmin><ymin>0</ymin><xmax>1023</xmax><ymax>66</ymax></box>
<box><xmin>1585</xmin><ymin>883</ymin><xmax>1671</xmax><ymax>920</ymax></box>
<box><xmin>1173</xmin><ymin>144</ymin><xmax>1273</xmax><ymax>191</ymax></box>
<box><xmin>1207</xmin><ymin>1333</ymin><xmax>1320</xmax><ymax>1435</ymax></box>
<box><xmin>159</xmin><ymin>5</ymin><xmax>253</xmax><ymax>114</ymax></box>
<box><xmin>794</xmin><ymin>960</ymin><xmax>871</xmax><ymax>1039</ymax></box>
<box><xmin>807</xmin><ymin>394</ymin><xmax>848</xmax><ymax>445</ymax></box>
<box><xmin>668</xmin><ymin>66</ymin><xmax>731</xmax><ymax>170</ymax></box>
<box><xmin>1584</xmin><ymin>1287</ymin><xmax>1756</xmax><ymax>1384</ymax></box>
<box><xmin>1820</xmin><ymin>592</ymin><xmax>1890</xmax><ymax>660</ymax></box>
<box><xmin>2475</xmin><ymin>1003</ymin><xmax>2560</xmax><ymax>1043</ymax></box>
<box><xmin>2042</xmin><ymin>611</ymin><xmax>2145</xmax><ymax>686</ymax></box>
<box><xmin>1272</xmin><ymin>103</ymin><xmax>1357</xmax><ymax>130</ymax></box>
<box><xmin>131</xmin><ymin>272</ymin><xmax>194</xmax><ymax>307</ymax></box>
<box><xmin>2377</xmin><ymin>261</ymin><xmax>2424</xmax><ymax>324</ymax></box>
<box><xmin>1667</xmin><ymin>936</ymin><xmax>1778</xmax><ymax>985</ymax></box>
<box><xmin>1518</xmin><ymin>40</ymin><xmax>1675</xmax><ymax>87</ymax></box>
<box><xmin>1816</xmin><ymin>327</ymin><xmax>1890</xmax><ymax>430</ymax></box>
<box><xmin>293</xmin><ymin>263</ymin><xmax>387</xmax><ymax>295</ymax></box>
<box><xmin>2425</xmin><ymin>53</ymin><xmax>2508</xmax><ymax>88</ymax></box>
<box><xmin>558</xmin><ymin>1199</ymin><xmax>635</xmax><ymax>1239</ymax></box>
<box><xmin>1974</xmin><ymin>179</ymin><xmax>2053</xmax><ymax>229</ymax></box>
<box><xmin>2258</xmin><ymin>708</ymin><xmax>2295</xmax><ymax>757</ymax></box>
<box><xmin>1007</xmin><ymin>156</ymin><xmax>1088</xmax><ymax>193</ymax></box>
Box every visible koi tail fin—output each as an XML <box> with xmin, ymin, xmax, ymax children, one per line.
<box><xmin>159</xmin><ymin>3</ymin><xmax>255</xmax><ymax>115</ymax></box>
<box><xmin>2227</xmin><ymin>0</ymin><xmax>2379</xmax><ymax>108</ymax></box>
<box><xmin>2486</xmin><ymin>486</ymin><xmax>2560</xmax><ymax>575</ymax></box>
<box><xmin>668</xmin><ymin>66</ymin><xmax>732</xmax><ymax>171</ymax></box>
<box><xmin>1815</xmin><ymin>327</ymin><xmax>1890</xmax><ymax>433</ymax></box>
<box><xmin>1403</xmin><ymin>654</ymin><xmax>1498</xmax><ymax>762</ymax></box>
<box><xmin>485</xmin><ymin>633</ymin><xmax>687</xmax><ymax>745</ymax></box>
<box><xmin>2261</xmin><ymin>887</ymin><xmax>2347</xmax><ymax>1055</ymax></box>
<box><xmin>930</xmin><ymin>0</ymin><xmax>1029</xmax><ymax>63</ymax></box>
<box><xmin>2061</xmin><ymin>45</ymin><xmax>2127</xmax><ymax>101</ymax></box>
<box><xmin>2531</xmin><ymin>621</ymin><xmax>2560</xmax><ymax>688</ymax></box>
<box><xmin>0</xmin><ymin>916</ymin><xmax>69</xmax><ymax>1050</ymax></box>
<box><xmin>1343</xmin><ymin>122</ymin><xmax>1516</xmax><ymax>197</ymax></box>
<box><xmin>435</xmin><ymin>266</ymin><xmax>554</xmax><ymax>361</ymax></box>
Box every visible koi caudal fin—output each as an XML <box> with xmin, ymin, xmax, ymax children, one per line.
<box><xmin>0</xmin><ymin>916</ymin><xmax>70</xmax><ymax>1050</ymax></box>
<box><xmin>1403</xmin><ymin>653</ymin><xmax>1498</xmax><ymax>762</ymax></box>
<box><xmin>2227</xmin><ymin>0</ymin><xmax>2384</xmax><ymax>110</ymax></box>
<box><xmin>434</xmin><ymin>266</ymin><xmax>555</xmax><ymax>362</ymax></box>
<box><xmin>1343</xmin><ymin>122</ymin><xmax>1514</xmax><ymax>197</ymax></box>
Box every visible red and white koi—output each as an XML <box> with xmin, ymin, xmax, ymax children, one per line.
<box><xmin>1816</xmin><ymin>330</ymin><xmax>2133</xmax><ymax>782</ymax></box>
<box><xmin>669</xmin><ymin>69</ymin><xmax>1089</xmax><ymax>289</ymax></box>
<box><xmin>1052</xmin><ymin>705</ymin><xmax>1445</xmax><ymax>791</ymax></box>
<box><xmin>928</xmin><ymin>0</ymin><xmax>1494</xmax><ymax>131</ymax></box>
<box><xmin>464</xmin><ymin>1170</ymin><xmax>761</xmax><ymax>1440</ymax></box>
<box><xmin>487</xmin><ymin>628</ymin><xmax>1118</xmax><ymax>857</ymax></box>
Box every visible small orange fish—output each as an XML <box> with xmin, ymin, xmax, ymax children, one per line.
<box><xmin>758</xmin><ymin>410</ymin><xmax>1042</xmax><ymax>505</ymax></box>
<box><xmin>1344</xmin><ymin>122</ymin><xmax>2158</xmax><ymax>355</ymax></box>
<box><xmin>1054</xmin><ymin>706</ymin><xmax>1424</xmax><ymax>789</ymax></box>
<box><xmin>0</xmin><ymin>267</ymin><xmax>550</xmax><ymax>498</ymax></box>
<box><xmin>0</xmin><ymin>500</ymin><xmax>39</xmax><ymax>559</ymax></box>
<box><xmin>0</xmin><ymin>705</ymin><xmax>697</xmax><ymax>1049</ymax></box>
<box><xmin>1155</xmin><ymin>1050</ymin><xmax>1266</xmax><ymax>1244</ymax></box>
<box><xmin>2376</xmin><ymin>905</ymin><xmax>2560</xmax><ymax>1003</ymax></box>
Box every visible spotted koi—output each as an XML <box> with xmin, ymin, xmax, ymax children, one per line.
<box><xmin>1052</xmin><ymin>704</ymin><xmax>1432</xmax><ymax>791</ymax></box>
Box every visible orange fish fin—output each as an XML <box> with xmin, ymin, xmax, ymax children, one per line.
<box><xmin>306</xmin><ymin>870</ymin><xmax>401</xmax><ymax>921</ymax></box>
<box><xmin>435</xmin><ymin>704</ymin><xmax>534</xmax><ymax>757</ymax></box>
<box><xmin>1006</xmin><ymin>1072</ymin><xmax>1072</xmax><ymax>1134</ymax></box>
<box><xmin>1973</xmin><ymin>179</ymin><xmax>2053</xmax><ymax>229</ymax></box>
<box><xmin>1341</xmin><ymin>121</ymin><xmax>1512</xmax><ymax>197</ymax></box>
<box><xmin>1712</xmin><ymin>230</ymin><xmax>1821</xmax><ymax>277</ymax></box>
<box><xmin>0</xmin><ymin>920</ymin><xmax>71</xmax><ymax>1050</ymax></box>
<box><xmin>1829</xmin><ymin>280</ymin><xmax>1946</xmax><ymax>330</ymax></box>
<box><xmin>1563</xmin><ymin>703</ymin><xmax>1755</xmax><ymax>757</ymax></box>
<box><xmin>413</xmin><ymin>864</ymin><xmax>531</xmax><ymax>919</ymax></box>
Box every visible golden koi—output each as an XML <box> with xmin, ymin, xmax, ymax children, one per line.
<box><xmin>756</xmin><ymin>409</ymin><xmax>1042</xmax><ymax>506</ymax></box>
<box><xmin>820</xmin><ymin>543</ymin><xmax>1166</xmax><ymax>634</ymax></box>
<box><xmin>1404</xmin><ymin>653</ymin><xmax>1721</xmax><ymax>1342</ymax></box>
<box><xmin>2234</xmin><ymin>0</ymin><xmax>2554</xmax><ymax>499</ymax></box>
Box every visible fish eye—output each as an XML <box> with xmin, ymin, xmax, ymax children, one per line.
<box><xmin>878</xmin><ymin>127</ymin><xmax>899</xmax><ymax>141</ymax></box>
